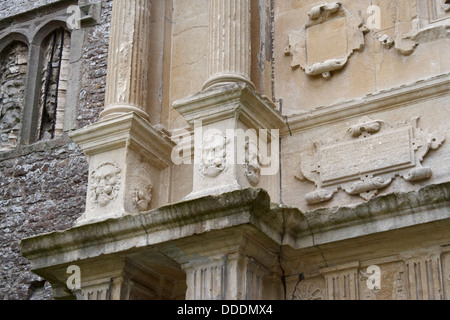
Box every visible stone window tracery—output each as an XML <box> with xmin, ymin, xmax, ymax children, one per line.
<box><xmin>0</xmin><ymin>41</ymin><xmax>28</xmax><ymax>151</ymax></box>
<box><xmin>0</xmin><ymin>25</ymin><xmax>72</xmax><ymax>153</ymax></box>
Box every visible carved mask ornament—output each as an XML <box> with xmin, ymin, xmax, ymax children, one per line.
<box><xmin>244</xmin><ymin>139</ymin><xmax>262</xmax><ymax>187</ymax></box>
<box><xmin>90</xmin><ymin>162</ymin><xmax>121</xmax><ymax>207</ymax></box>
<box><xmin>200</xmin><ymin>133</ymin><xmax>228</xmax><ymax>178</ymax></box>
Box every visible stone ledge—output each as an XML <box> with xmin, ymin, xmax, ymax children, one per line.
<box><xmin>0</xmin><ymin>134</ymin><xmax>74</xmax><ymax>161</ymax></box>
<box><xmin>21</xmin><ymin>181</ymin><xmax>450</xmax><ymax>272</ymax></box>
<box><xmin>289</xmin><ymin>181</ymin><xmax>450</xmax><ymax>249</ymax></box>
<box><xmin>20</xmin><ymin>188</ymin><xmax>272</xmax><ymax>270</ymax></box>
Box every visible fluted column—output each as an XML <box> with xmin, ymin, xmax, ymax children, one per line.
<box><xmin>100</xmin><ymin>0</ymin><xmax>151</xmax><ymax>121</ymax></box>
<box><xmin>203</xmin><ymin>0</ymin><xmax>254</xmax><ymax>90</ymax></box>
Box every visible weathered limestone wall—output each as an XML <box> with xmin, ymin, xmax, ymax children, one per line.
<box><xmin>77</xmin><ymin>0</ymin><xmax>112</xmax><ymax>127</ymax></box>
<box><xmin>275</xmin><ymin>0</ymin><xmax>450</xmax><ymax>212</ymax></box>
<box><xmin>0</xmin><ymin>139</ymin><xmax>88</xmax><ymax>299</ymax></box>
<box><xmin>165</xmin><ymin>0</ymin><xmax>450</xmax><ymax>211</ymax></box>
<box><xmin>168</xmin><ymin>0</ymin><xmax>209</xmax><ymax>129</ymax></box>
<box><xmin>275</xmin><ymin>0</ymin><xmax>450</xmax><ymax>113</ymax></box>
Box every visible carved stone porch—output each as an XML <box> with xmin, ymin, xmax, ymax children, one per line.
<box><xmin>20</xmin><ymin>188</ymin><xmax>284</xmax><ymax>300</ymax></box>
<box><xmin>20</xmin><ymin>182</ymin><xmax>450</xmax><ymax>300</ymax></box>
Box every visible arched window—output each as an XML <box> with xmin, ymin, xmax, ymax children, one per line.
<box><xmin>0</xmin><ymin>41</ymin><xmax>28</xmax><ymax>151</ymax></box>
<box><xmin>36</xmin><ymin>27</ymin><xmax>71</xmax><ymax>141</ymax></box>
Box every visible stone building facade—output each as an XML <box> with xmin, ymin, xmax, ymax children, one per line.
<box><xmin>0</xmin><ymin>0</ymin><xmax>449</xmax><ymax>300</ymax></box>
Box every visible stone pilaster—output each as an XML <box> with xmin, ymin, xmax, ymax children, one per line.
<box><xmin>70</xmin><ymin>113</ymin><xmax>174</xmax><ymax>225</ymax></box>
<box><xmin>100</xmin><ymin>0</ymin><xmax>151</xmax><ymax>121</ymax></box>
<box><xmin>203</xmin><ymin>0</ymin><xmax>254</xmax><ymax>90</ymax></box>
<box><xmin>320</xmin><ymin>262</ymin><xmax>360</xmax><ymax>300</ymax></box>
<box><xmin>69</xmin><ymin>0</ymin><xmax>174</xmax><ymax>225</ymax></box>
<box><xmin>175</xmin><ymin>233</ymin><xmax>280</xmax><ymax>300</ymax></box>
<box><xmin>174</xmin><ymin>1</ymin><xmax>285</xmax><ymax>200</ymax></box>
<box><xmin>173</xmin><ymin>83</ymin><xmax>285</xmax><ymax>200</ymax></box>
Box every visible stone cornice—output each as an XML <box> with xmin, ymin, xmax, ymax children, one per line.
<box><xmin>20</xmin><ymin>188</ymin><xmax>271</xmax><ymax>270</ymax></box>
<box><xmin>173</xmin><ymin>83</ymin><xmax>287</xmax><ymax>132</ymax></box>
<box><xmin>69</xmin><ymin>112</ymin><xmax>175</xmax><ymax>169</ymax></box>
<box><xmin>21</xmin><ymin>182</ymin><xmax>450</xmax><ymax>272</ymax></box>
<box><xmin>295</xmin><ymin>182</ymin><xmax>450</xmax><ymax>248</ymax></box>
<box><xmin>284</xmin><ymin>73</ymin><xmax>450</xmax><ymax>136</ymax></box>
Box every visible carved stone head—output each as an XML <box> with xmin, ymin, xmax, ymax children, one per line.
<box><xmin>90</xmin><ymin>162</ymin><xmax>121</xmax><ymax>207</ymax></box>
<box><xmin>200</xmin><ymin>133</ymin><xmax>227</xmax><ymax>178</ymax></box>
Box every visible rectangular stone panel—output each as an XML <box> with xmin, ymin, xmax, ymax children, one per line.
<box><xmin>319</xmin><ymin>127</ymin><xmax>415</xmax><ymax>185</ymax></box>
<box><xmin>306</xmin><ymin>17</ymin><xmax>348</xmax><ymax>65</ymax></box>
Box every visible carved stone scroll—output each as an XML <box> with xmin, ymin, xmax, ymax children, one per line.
<box><xmin>298</xmin><ymin>116</ymin><xmax>445</xmax><ymax>204</ymax></box>
<box><xmin>374</xmin><ymin>0</ymin><xmax>450</xmax><ymax>55</ymax></box>
<box><xmin>285</xmin><ymin>2</ymin><xmax>367</xmax><ymax>80</ymax></box>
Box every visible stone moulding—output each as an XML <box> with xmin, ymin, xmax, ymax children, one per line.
<box><xmin>172</xmin><ymin>83</ymin><xmax>286</xmax><ymax>132</ymax></box>
<box><xmin>20</xmin><ymin>182</ymin><xmax>450</xmax><ymax>295</ymax></box>
<box><xmin>69</xmin><ymin>112</ymin><xmax>174</xmax><ymax>170</ymax></box>
<box><xmin>69</xmin><ymin>112</ymin><xmax>175</xmax><ymax>225</ymax></box>
<box><xmin>298</xmin><ymin>116</ymin><xmax>445</xmax><ymax>204</ymax></box>
<box><xmin>20</xmin><ymin>188</ymin><xmax>273</xmax><ymax>271</ymax></box>
<box><xmin>282</xmin><ymin>73</ymin><xmax>450</xmax><ymax>136</ymax></box>
<box><xmin>284</xmin><ymin>2</ymin><xmax>367</xmax><ymax>80</ymax></box>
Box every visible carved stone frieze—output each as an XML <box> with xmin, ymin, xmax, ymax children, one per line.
<box><xmin>297</xmin><ymin>116</ymin><xmax>445</xmax><ymax>204</ymax></box>
<box><xmin>292</xmin><ymin>281</ymin><xmax>323</xmax><ymax>300</ymax></box>
<box><xmin>90</xmin><ymin>162</ymin><xmax>122</xmax><ymax>207</ymax></box>
<box><xmin>284</xmin><ymin>2</ymin><xmax>367</xmax><ymax>80</ymax></box>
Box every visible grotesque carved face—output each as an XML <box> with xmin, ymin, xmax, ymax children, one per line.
<box><xmin>244</xmin><ymin>140</ymin><xmax>261</xmax><ymax>186</ymax></box>
<box><xmin>90</xmin><ymin>162</ymin><xmax>121</xmax><ymax>207</ymax></box>
<box><xmin>200</xmin><ymin>133</ymin><xmax>227</xmax><ymax>178</ymax></box>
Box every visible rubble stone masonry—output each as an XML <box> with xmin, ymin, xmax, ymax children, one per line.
<box><xmin>0</xmin><ymin>0</ymin><xmax>112</xmax><ymax>299</ymax></box>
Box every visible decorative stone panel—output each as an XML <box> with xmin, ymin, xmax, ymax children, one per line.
<box><xmin>298</xmin><ymin>116</ymin><xmax>445</xmax><ymax>204</ymax></box>
<box><xmin>284</xmin><ymin>2</ymin><xmax>367</xmax><ymax>80</ymax></box>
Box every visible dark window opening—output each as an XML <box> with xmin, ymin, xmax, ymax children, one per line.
<box><xmin>38</xmin><ymin>28</ymin><xmax>70</xmax><ymax>141</ymax></box>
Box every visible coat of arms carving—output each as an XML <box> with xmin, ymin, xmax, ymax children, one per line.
<box><xmin>284</xmin><ymin>2</ymin><xmax>368</xmax><ymax>80</ymax></box>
